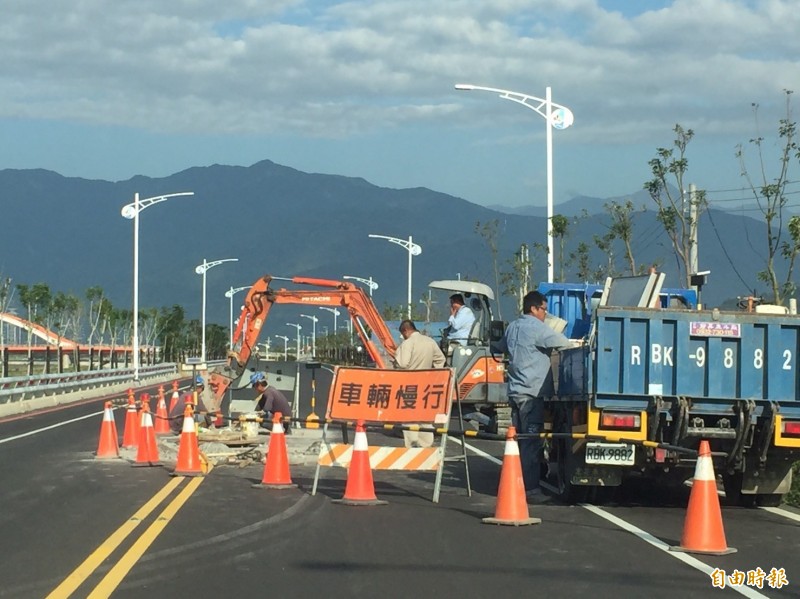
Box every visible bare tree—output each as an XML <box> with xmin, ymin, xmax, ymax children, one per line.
<box><xmin>644</xmin><ymin>124</ymin><xmax>708</xmax><ymax>288</ymax></box>
<box><xmin>474</xmin><ymin>219</ymin><xmax>503</xmax><ymax>319</ymax></box>
<box><xmin>736</xmin><ymin>90</ymin><xmax>800</xmax><ymax>304</ymax></box>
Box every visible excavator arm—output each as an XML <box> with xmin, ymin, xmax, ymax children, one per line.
<box><xmin>208</xmin><ymin>275</ymin><xmax>398</xmax><ymax>404</ymax></box>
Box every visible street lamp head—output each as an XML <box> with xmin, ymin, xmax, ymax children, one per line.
<box><xmin>194</xmin><ymin>265</ymin><xmax>205</xmax><ymax>275</ymax></box>
<box><xmin>121</xmin><ymin>205</ymin><xmax>137</xmax><ymax>219</ymax></box>
<box><xmin>551</xmin><ymin>107</ymin><xmax>574</xmax><ymax>130</ymax></box>
<box><xmin>410</xmin><ymin>244</ymin><xmax>422</xmax><ymax>256</ymax></box>
<box><xmin>454</xmin><ymin>83</ymin><xmax>475</xmax><ymax>91</ymax></box>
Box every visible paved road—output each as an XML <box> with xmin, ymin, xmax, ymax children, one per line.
<box><xmin>0</xmin><ymin>374</ymin><xmax>798</xmax><ymax>598</ymax></box>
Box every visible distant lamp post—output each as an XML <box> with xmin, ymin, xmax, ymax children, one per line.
<box><xmin>286</xmin><ymin>323</ymin><xmax>302</xmax><ymax>359</ymax></box>
<box><xmin>121</xmin><ymin>191</ymin><xmax>194</xmax><ymax>380</ymax></box>
<box><xmin>300</xmin><ymin>314</ymin><xmax>318</xmax><ymax>356</ymax></box>
<box><xmin>343</xmin><ymin>275</ymin><xmax>379</xmax><ymax>297</ymax></box>
<box><xmin>195</xmin><ymin>258</ymin><xmax>238</xmax><ymax>363</ymax></box>
<box><xmin>455</xmin><ymin>83</ymin><xmax>574</xmax><ymax>283</ymax></box>
<box><xmin>224</xmin><ymin>285</ymin><xmax>251</xmax><ymax>348</ymax></box>
<box><xmin>319</xmin><ymin>307</ymin><xmax>340</xmax><ymax>335</ymax></box>
<box><xmin>368</xmin><ymin>234</ymin><xmax>422</xmax><ymax>318</ymax></box>
<box><xmin>275</xmin><ymin>335</ymin><xmax>289</xmax><ymax>360</ymax></box>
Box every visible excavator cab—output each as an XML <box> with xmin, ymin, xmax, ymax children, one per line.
<box><xmin>428</xmin><ymin>280</ymin><xmax>507</xmax><ymax>409</ymax></box>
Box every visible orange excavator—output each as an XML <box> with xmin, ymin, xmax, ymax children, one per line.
<box><xmin>207</xmin><ymin>275</ymin><xmax>399</xmax><ymax>404</ymax></box>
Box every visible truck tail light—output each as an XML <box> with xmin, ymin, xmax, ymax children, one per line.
<box><xmin>782</xmin><ymin>420</ymin><xmax>800</xmax><ymax>438</ymax></box>
<box><xmin>600</xmin><ymin>411</ymin><xmax>641</xmax><ymax>431</ymax></box>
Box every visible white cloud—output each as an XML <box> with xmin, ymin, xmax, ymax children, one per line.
<box><xmin>0</xmin><ymin>0</ymin><xmax>798</xmax><ymax>198</ymax></box>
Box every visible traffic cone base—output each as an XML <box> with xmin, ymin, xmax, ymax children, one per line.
<box><xmin>482</xmin><ymin>426</ymin><xmax>542</xmax><ymax>526</ymax></box>
<box><xmin>669</xmin><ymin>440</ymin><xmax>736</xmax><ymax>555</ymax></box>
<box><xmin>172</xmin><ymin>406</ymin><xmax>204</xmax><ymax>477</ymax></box>
<box><xmin>253</xmin><ymin>415</ymin><xmax>297</xmax><ymax>490</ymax></box>
<box><xmin>333</xmin><ymin>422</ymin><xmax>387</xmax><ymax>506</ymax></box>
<box><xmin>95</xmin><ymin>401</ymin><xmax>120</xmax><ymax>460</ymax></box>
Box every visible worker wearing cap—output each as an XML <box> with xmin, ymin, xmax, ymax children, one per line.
<box><xmin>251</xmin><ymin>372</ymin><xmax>292</xmax><ymax>431</ymax></box>
<box><xmin>168</xmin><ymin>375</ymin><xmax>213</xmax><ymax>435</ymax></box>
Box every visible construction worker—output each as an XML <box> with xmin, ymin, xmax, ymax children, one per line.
<box><xmin>168</xmin><ymin>375</ymin><xmax>213</xmax><ymax>435</ymax></box>
<box><xmin>394</xmin><ymin>320</ymin><xmax>445</xmax><ymax>448</ymax></box>
<box><xmin>250</xmin><ymin>371</ymin><xmax>292</xmax><ymax>430</ymax></box>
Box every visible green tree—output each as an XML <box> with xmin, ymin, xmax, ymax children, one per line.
<box><xmin>645</xmin><ymin>124</ymin><xmax>708</xmax><ymax>288</ymax></box>
<box><xmin>551</xmin><ymin>214</ymin><xmax>571</xmax><ymax>282</ymax></box>
<box><xmin>569</xmin><ymin>241</ymin><xmax>592</xmax><ymax>282</ymax></box>
<box><xmin>736</xmin><ymin>90</ymin><xmax>800</xmax><ymax>304</ymax></box>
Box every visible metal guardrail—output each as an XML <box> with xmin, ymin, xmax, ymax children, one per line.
<box><xmin>0</xmin><ymin>363</ymin><xmax>178</xmax><ymax>404</ymax></box>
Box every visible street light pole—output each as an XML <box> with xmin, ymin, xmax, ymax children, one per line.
<box><xmin>286</xmin><ymin>323</ymin><xmax>302</xmax><ymax>360</ymax></box>
<box><xmin>319</xmin><ymin>307</ymin><xmax>339</xmax><ymax>335</ymax></box>
<box><xmin>194</xmin><ymin>258</ymin><xmax>238</xmax><ymax>363</ymax></box>
<box><xmin>121</xmin><ymin>191</ymin><xmax>194</xmax><ymax>380</ymax></box>
<box><xmin>455</xmin><ymin>83</ymin><xmax>574</xmax><ymax>283</ymax></box>
<box><xmin>224</xmin><ymin>285</ymin><xmax>251</xmax><ymax>348</ymax></box>
<box><xmin>275</xmin><ymin>335</ymin><xmax>289</xmax><ymax>360</ymax></box>
<box><xmin>300</xmin><ymin>314</ymin><xmax>318</xmax><ymax>357</ymax></box>
<box><xmin>343</xmin><ymin>275</ymin><xmax>379</xmax><ymax>297</ymax></box>
<box><xmin>368</xmin><ymin>234</ymin><xmax>422</xmax><ymax>318</ymax></box>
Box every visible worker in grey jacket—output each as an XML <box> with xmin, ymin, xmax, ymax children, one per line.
<box><xmin>495</xmin><ymin>291</ymin><xmax>572</xmax><ymax>503</ymax></box>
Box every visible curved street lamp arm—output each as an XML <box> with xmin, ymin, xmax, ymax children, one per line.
<box><xmin>225</xmin><ymin>285</ymin><xmax>251</xmax><ymax>298</ymax></box>
<box><xmin>195</xmin><ymin>258</ymin><xmax>238</xmax><ymax>274</ymax></box>
<box><xmin>121</xmin><ymin>192</ymin><xmax>195</xmax><ymax>219</ymax></box>
<box><xmin>454</xmin><ymin>83</ymin><xmax>573</xmax><ymax>128</ymax></box>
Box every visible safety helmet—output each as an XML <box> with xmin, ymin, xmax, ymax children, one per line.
<box><xmin>249</xmin><ymin>371</ymin><xmax>268</xmax><ymax>387</ymax></box>
<box><xmin>195</xmin><ymin>375</ymin><xmax>205</xmax><ymax>386</ymax></box>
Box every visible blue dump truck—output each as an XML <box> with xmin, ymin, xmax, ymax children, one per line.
<box><xmin>539</xmin><ymin>276</ymin><xmax>800</xmax><ymax>505</ymax></box>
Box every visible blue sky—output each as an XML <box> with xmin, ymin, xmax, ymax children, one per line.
<box><xmin>1</xmin><ymin>0</ymin><xmax>798</xmax><ymax>209</ymax></box>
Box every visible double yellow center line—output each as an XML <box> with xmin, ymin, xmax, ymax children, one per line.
<box><xmin>47</xmin><ymin>475</ymin><xmax>204</xmax><ymax>598</ymax></box>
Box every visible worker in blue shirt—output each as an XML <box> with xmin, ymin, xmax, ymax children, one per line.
<box><xmin>446</xmin><ymin>293</ymin><xmax>475</xmax><ymax>346</ymax></box>
<box><xmin>495</xmin><ymin>291</ymin><xmax>572</xmax><ymax>503</ymax></box>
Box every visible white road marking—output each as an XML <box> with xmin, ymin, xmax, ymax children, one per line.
<box><xmin>759</xmin><ymin>505</ymin><xmax>800</xmax><ymax>523</ymax></box>
<box><xmin>581</xmin><ymin>504</ymin><xmax>769</xmax><ymax>599</ymax></box>
<box><xmin>459</xmin><ymin>438</ymin><xmax>770</xmax><ymax>599</ymax></box>
<box><xmin>0</xmin><ymin>410</ymin><xmax>105</xmax><ymax>445</ymax></box>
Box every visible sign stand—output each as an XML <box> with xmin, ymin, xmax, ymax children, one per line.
<box><xmin>311</xmin><ymin>366</ymin><xmax>470</xmax><ymax>503</ymax></box>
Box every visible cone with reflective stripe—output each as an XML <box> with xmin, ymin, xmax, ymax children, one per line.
<box><xmin>95</xmin><ymin>401</ymin><xmax>120</xmax><ymax>459</ymax></box>
<box><xmin>133</xmin><ymin>404</ymin><xmax>161</xmax><ymax>467</ymax></box>
<box><xmin>172</xmin><ymin>405</ymin><xmax>204</xmax><ymax>477</ymax></box>
<box><xmin>333</xmin><ymin>420</ymin><xmax>387</xmax><ymax>506</ymax></box>
<box><xmin>168</xmin><ymin>388</ymin><xmax>181</xmax><ymax>413</ymax></box>
<box><xmin>670</xmin><ymin>440</ymin><xmax>736</xmax><ymax>555</ymax></box>
<box><xmin>483</xmin><ymin>426</ymin><xmax>541</xmax><ymax>525</ymax></box>
<box><xmin>154</xmin><ymin>391</ymin><xmax>171</xmax><ymax>436</ymax></box>
<box><xmin>121</xmin><ymin>395</ymin><xmax>139</xmax><ymax>449</ymax></box>
<box><xmin>252</xmin><ymin>412</ymin><xmax>296</xmax><ymax>489</ymax></box>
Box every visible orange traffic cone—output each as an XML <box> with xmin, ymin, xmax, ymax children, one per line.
<box><xmin>121</xmin><ymin>395</ymin><xmax>139</xmax><ymax>449</ymax></box>
<box><xmin>154</xmin><ymin>392</ymin><xmax>171</xmax><ymax>436</ymax></box>
<box><xmin>133</xmin><ymin>405</ymin><xmax>161</xmax><ymax>467</ymax></box>
<box><xmin>482</xmin><ymin>426</ymin><xmax>541</xmax><ymax>525</ymax></box>
<box><xmin>95</xmin><ymin>401</ymin><xmax>120</xmax><ymax>459</ymax></box>
<box><xmin>172</xmin><ymin>405</ymin><xmax>204</xmax><ymax>477</ymax></box>
<box><xmin>670</xmin><ymin>440</ymin><xmax>736</xmax><ymax>555</ymax></box>
<box><xmin>253</xmin><ymin>412</ymin><xmax>296</xmax><ymax>489</ymax></box>
<box><xmin>140</xmin><ymin>392</ymin><xmax>151</xmax><ymax>412</ymax></box>
<box><xmin>168</xmin><ymin>388</ymin><xmax>181</xmax><ymax>413</ymax></box>
<box><xmin>333</xmin><ymin>421</ymin><xmax>387</xmax><ymax>506</ymax></box>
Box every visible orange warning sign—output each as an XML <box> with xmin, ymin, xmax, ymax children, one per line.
<box><xmin>326</xmin><ymin>366</ymin><xmax>454</xmax><ymax>424</ymax></box>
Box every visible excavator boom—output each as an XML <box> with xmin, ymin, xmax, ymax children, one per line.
<box><xmin>208</xmin><ymin>275</ymin><xmax>398</xmax><ymax>403</ymax></box>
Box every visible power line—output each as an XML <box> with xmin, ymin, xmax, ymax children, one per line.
<box><xmin>704</xmin><ymin>209</ymin><xmax>752</xmax><ymax>291</ymax></box>
<box><xmin>704</xmin><ymin>180</ymin><xmax>800</xmax><ymax>195</ymax></box>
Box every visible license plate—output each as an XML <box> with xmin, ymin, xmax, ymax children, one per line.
<box><xmin>585</xmin><ymin>442</ymin><xmax>635</xmax><ymax>466</ymax></box>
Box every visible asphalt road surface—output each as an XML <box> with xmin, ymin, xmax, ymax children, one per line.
<box><xmin>0</xmin><ymin>370</ymin><xmax>798</xmax><ymax>599</ymax></box>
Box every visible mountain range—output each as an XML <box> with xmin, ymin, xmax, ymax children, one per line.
<box><xmin>0</xmin><ymin>159</ymin><xmax>786</xmax><ymax>336</ymax></box>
